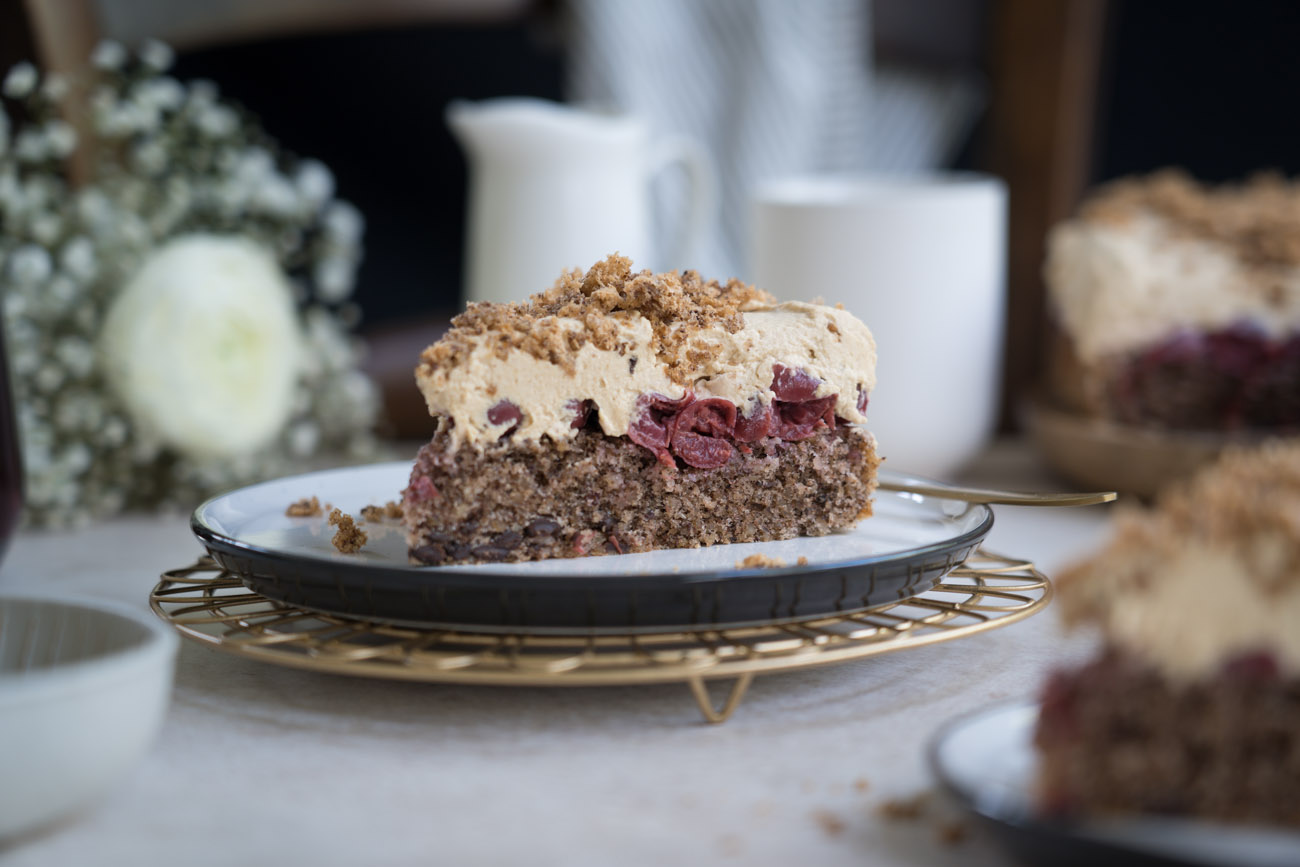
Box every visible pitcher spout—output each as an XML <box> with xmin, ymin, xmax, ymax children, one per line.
<box><xmin>446</xmin><ymin>97</ymin><xmax>643</xmax><ymax>161</ymax></box>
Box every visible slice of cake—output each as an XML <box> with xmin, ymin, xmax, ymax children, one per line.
<box><xmin>1044</xmin><ymin>170</ymin><xmax>1300</xmax><ymax>430</ymax></box>
<box><xmin>1034</xmin><ymin>442</ymin><xmax>1300</xmax><ymax>826</ymax></box>
<box><xmin>401</xmin><ymin>254</ymin><xmax>880</xmax><ymax>564</ymax></box>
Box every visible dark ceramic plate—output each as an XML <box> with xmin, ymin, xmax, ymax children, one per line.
<box><xmin>191</xmin><ymin>462</ymin><xmax>992</xmax><ymax>633</ymax></box>
<box><xmin>929</xmin><ymin>700</ymin><xmax>1300</xmax><ymax>867</ymax></box>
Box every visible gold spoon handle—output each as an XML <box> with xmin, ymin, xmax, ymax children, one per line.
<box><xmin>877</xmin><ymin>479</ymin><xmax>1117</xmax><ymax>507</ymax></box>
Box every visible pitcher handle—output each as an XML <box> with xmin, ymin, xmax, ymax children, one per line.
<box><xmin>647</xmin><ymin>134</ymin><xmax>716</xmax><ymax>271</ymax></box>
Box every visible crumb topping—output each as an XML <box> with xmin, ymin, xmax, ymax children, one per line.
<box><xmin>420</xmin><ymin>254</ymin><xmax>774</xmax><ymax>385</ymax></box>
<box><xmin>328</xmin><ymin>508</ymin><xmax>367</xmax><ymax>553</ymax></box>
<box><xmin>1081</xmin><ymin>169</ymin><xmax>1300</xmax><ymax>270</ymax></box>
<box><xmin>285</xmin><ymin>496</ymin><xmax>322</xmax><ymax>518</ymax></box>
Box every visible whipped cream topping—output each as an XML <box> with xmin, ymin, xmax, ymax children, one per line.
<box><xmin>1045</xmin><ymin>212</ymin><xmax>1300</xmax><ymax>362</ymax></box>
<box><xmin>417</xmin><ymin>301</ymin><xmax>876</xmax><ymax>446</ymax></box>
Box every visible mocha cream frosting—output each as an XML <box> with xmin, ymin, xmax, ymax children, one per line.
<box><xmin>1057</xmin><ymin>441</ymin><xmax>1300</xmax><ymax>680</ymax></box>
<box><xmin>416</xmin><ymin>301</ymin><xmax>877</xmax><ymax>446</ymax></box>
<box><xmin>1091</xmin><ymin>540</ymin><xmax>1300</xmax><ymax>680</ymax></box>
<box><xmin>1046</xmin><ymin>213</ymin><xmax>1300</xmax><ymax>363</ymax></box>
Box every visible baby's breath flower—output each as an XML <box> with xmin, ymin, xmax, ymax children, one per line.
<box><xmin>314</xmin><ymin>257</ymin><xmax>355</xmax><ymax>302</ymax></box>
<box><xmin>44</xmin><ymin>120</ymin><xmax>76</xmax><ymax>157</ymax></box>
<box><xmin>102</xmin><ymin>416</ymin><xmax>128</xmax><ymax>447</ymax></box>
<box><xmin>139</xmin><ymin>39</ymin><xmax>175</xmax><ymax>71</ymax></box>
<box><xmin>34</xmin><ymin>363</ymin><xmax>64</xmax><ymax>393</ymax></box>
<box><xmin>3</xmin><ymin>62</ymin><xmax>37</xmax><ymax>98</ymax></box>
<box><xmin>252</xmin><ymin>176</ymin><xmax>299</xmax><ymax>217</ymax></box>
<box><xmin>2</xmin><ymin>292</ymin><xmax>24</xmax><ymax>319</ymax></box>
<box><xmin>60</xmin><ymin>236</ymin><xmax>97</xmax><ymax>280</ymax></box>
<box><xmin>30</xmin><ymin>212</ymin><xmax>63</xmax><ymax>246</ymax></box>
<box><xmin>287</xmin><ymin>421</ymin><xmax>320</xmax><ymax>457</ymax></box>
<box><xmin>9</xmin><ymin>244</ymin><xmax>52</xmax><ymax>285</ymax></box>
<box><xmin>130</xmin><ymin>139</ymin><xmax>168</xmax><ymax>175</ymax></box>
<box><xmin>39</xmin><ymin>74</ymin><xmax>68</xmax><ymax>102</ymax></box>
<box><xmin>323</xmin><ymin>201</ymin><xmax>364</xmax><ymax>246</ymax></box>
<box><xmin>54</xmin><ymin>337</ymin><xmax>95</xmax><ymax>378</ymax></box>
<box><xmin>91</xmin><ymin>40</ymin><xmax>128</xmax><ymax>71</ymax></box>
<box><xmin>186</xmin><ymin>78</ymin><xmax>219</xmax><ymax>106</ymax></box>
<box><xmin>14</xmin><ymin>129</ymin><xmax>48</xmax><ymax>162</ymax></box>
<box><xmin>295</xmin><ymin>160</ymin><xmax>335</xmax><ymax>209</ymax></box>
<box><xmin>133</xmin><ymin>76</ymin><xmax>184</xmax><ymax>112</ymax></box>
<box><xmin>4</xmin><ymin>47</ymin><xmax>374</xmax><ymax>526</ymax></box>
<box><xmin>0</xmin><ymin>170</ymin><xmax>19</xmax><ymax>208</ymax></box>
<box><xmin>194</xmin><ymin>104</ymin><xmax>237</xmax><ymax>138</ymax></box>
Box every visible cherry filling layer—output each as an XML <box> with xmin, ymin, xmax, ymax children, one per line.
<box><xmin>486</xmin><ymin>365</ymin><xmax>869</xmax><ymax>470</ymax></box>
<box><xmin>1111</xmin><ymin>324</ymin><xmax>1300</xmax><ymax>428</ymax></box>
<box><xmin>628</xmin><ymin>364</ymin><xmax>864</xmax><ymax>469</ymax></box>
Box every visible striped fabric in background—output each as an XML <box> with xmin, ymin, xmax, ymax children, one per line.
<box><xmin>567</xmin><ymin>0</ymin><xmax>983</xmax><ymax>281</ymax></box>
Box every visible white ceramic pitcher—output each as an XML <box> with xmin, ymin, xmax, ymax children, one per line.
<box><xmin>447</xmin><ymin>97</ymin><xmax>714</xmax><ymax>304</ymax></box>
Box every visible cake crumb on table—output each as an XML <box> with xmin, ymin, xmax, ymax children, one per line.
<box><xmin>737</xmin><ymin>554</ymin><xmax>787</xmax><ymax>569</ymax></box>
<box><xmin>876</xmin><ymin>792</ymin><xmax>930</xmax><ymax>821</ymax></box>
<box><xmin>328</xmin><ymin>509</ymin><xmax>367</xmax><ymax>553</ymax></box>
<box><xmin>285</xmin><ymin>496</ymin><xmax>322</xmax><ymax>517</ymax></box>
<box><xmin>811</xmin><ymin>809</ymin><xmax>846</xmax><ymax>837</ymax></box>
<box><xmin>797</xmin><ymin>556</ymin><xmax>810</xmax><ymax>566</ymax></box>
<box><xmin>361</xmin><ymin>501</ymin><xmax>404</xmax><ymax>522</ymax></box>
<box><xmin>853</xmin><ymin>777</ymin><xmax>870</xmax><ymax>793</ymax></box>
<box><xmin>936</xmin><ymin>820</ymin><xmax>968</xmax><ymax>846</ymax></box>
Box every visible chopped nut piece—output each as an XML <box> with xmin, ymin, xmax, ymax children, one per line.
<box><xmin>328</xmin><ymin>508</ymin><xmax>367</xmax><ymax>553</ymax></box>
<box><xmin>285</xmin><ymin>496</ymin><xmax>322</xmax><ymax>518</ymax></box>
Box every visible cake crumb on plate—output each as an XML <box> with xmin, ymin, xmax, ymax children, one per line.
<box><xmin>328</xmin><ymin>509</ymin><xmax>367</xmax><ymax>553</ymax></box>
<box><xmin>285</xmin><ymin>496</ymin><xmax>322</xmax><ymax>517</ymax></box>
<box><xmin>361</xmin><ymin>501</ymin><xmax>404</xmax><ymax>522</ymax></box>
<box><xmin>736</xmin><ymin>554</ymin><xmax>787</xmax><ymax>569</ymax></box>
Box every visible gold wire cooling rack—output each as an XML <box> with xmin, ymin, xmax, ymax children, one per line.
<box><xmin>150</xmin><ymin>549</ymin><xmax>1050</xmax><ymax>723</ymax></box>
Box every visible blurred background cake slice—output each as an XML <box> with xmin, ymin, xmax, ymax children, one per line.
<box><xmin>1034</xmin><ymin>441</ymin><xmax>1300</xmax><ymax>826</ymax></box>
<box><xmin>1045</xmin><ymin>170</ymin><xmax>1300</xmax><ymax>431</ymax></box>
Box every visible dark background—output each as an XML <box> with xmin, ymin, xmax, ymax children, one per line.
<box><xmin>173</xmin><ymin>18</ymin><xmax>564</xmax><ymax>325</ymax></box>
<box><xmin>72</xmin><ymin>1</ymin><xmax>1300</xmax><ymax>328</ymax></box>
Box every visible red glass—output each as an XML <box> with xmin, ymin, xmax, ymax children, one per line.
<box><xmin>0</xmin><ymin>324</ymin><xmax>23</xmax><ymax>563</ymax></box>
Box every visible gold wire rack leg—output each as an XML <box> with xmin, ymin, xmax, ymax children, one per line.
<box><xmin>150</xmin><ymin>549</ymin><xmax>1050</xmax><ymax>724</ymax></box>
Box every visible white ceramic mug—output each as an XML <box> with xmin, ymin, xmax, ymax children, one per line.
<box><xmin>751</xmin><ymin>174</ymin><xmax>1007</xmax><ymax>479</ymax></box>
<box><xmin>448</xmin><ymin>98</ymin><xmax>715</xmax><ymax>304</ymax></box>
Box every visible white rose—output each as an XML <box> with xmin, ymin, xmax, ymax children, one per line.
<box><xmin>100</xmin><ymin>234</ymin><xmax>302</xmax><ymax>459</ymax></box>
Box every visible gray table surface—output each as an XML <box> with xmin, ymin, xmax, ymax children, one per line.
<box><xmin>0</xmin><ymin>439</ymin><xmax>1115</xmax><ymax>867</ymax></box>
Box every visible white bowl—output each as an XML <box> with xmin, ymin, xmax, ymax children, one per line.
<box><xmin>0</xmin><ymin>594</ymin><xmax>178</xmax><ymax>839</ymax></box>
